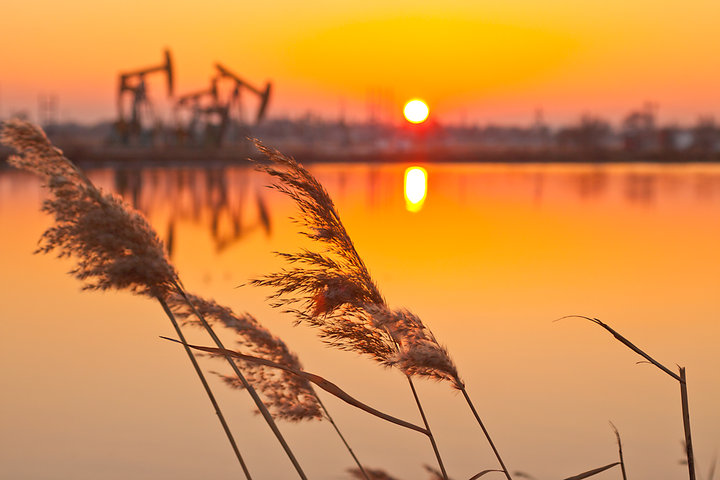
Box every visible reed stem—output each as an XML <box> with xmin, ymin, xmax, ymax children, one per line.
<box><xmin>156</xmin><ymin>296</ymin><xmax>252</xmax><ymax>479</ymax></box>
<box><xmin>679</xmin><ymin>368</ymin><xmax>696</xmax><ymax>480</ymax></box>
<box><xmin>460</xmin><ymin>387</ymin><xmax>512</xmax><ymax>480</ymax></box>
<box><xmin>314</xmin><ymin>394</ymin><xmax>370</xmax><ymax>480</ymax></box>
<box><xmin>609</xmin><ymin>422</ymin><xmax>627</xmax><ymax>480</ymax></box>
<box><xmin>172</xmin><ymin>282</ymin><xmax>308</xmax><ymax>480</ymax></box>
<box><xmin>561</xmin><ymin>316</ymin><xmax>698</xmax><ymax>480</ymax></box>
<box><xmin>163</xmin><ymin>336</ymin><xmax>429</xmax><ymax>435</ymax></box>
<box><xmin>407</xmin><ymin>377</ymin><xmax>449</xmax><ymax>480</ymax></box>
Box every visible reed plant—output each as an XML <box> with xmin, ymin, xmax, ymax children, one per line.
<box><xmin>251</xmin><ymin>141</ymin><xmax>512</xmax><ymax>480</ymax></box>
<box><xmin>559</xmin><ymin>315</ymin><xmax>698</xmax><ymax>480</ymax></box>
<box><xmin>167</xmin><ymin>290</ymin><xmax>372</xmax><ymax>479</ymax></box>
<box><xmin>0</xmin><ymin>119</ymin><xmax>325</xmax><ymax>480</ymax></box>
<box><xmin>0</xmin><ymin>119</ymin><xmax>256</xmax><ymax>476</ymax></box>
<box><xmin>247</xmin><ymin>143</ymin><xmax>665</xmax><ymax>480</ymax></box>
<box><xmin>610</xmin><ymin>422</ymin><xmax>628</xmax><ymax>480</ymax></box>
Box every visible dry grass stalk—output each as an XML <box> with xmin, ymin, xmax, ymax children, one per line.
<box><xmin>1</xmin><ymin>120</ymin><xmax>252</xmax><ymax>478</ymax></box>
<box><xmin>559</xmin><ymin>315</ymin><xmax>696</xmax><ymax>480</ymax></box>
<box><xmin>315</xmin><ymin>394</ymin><xmax>371</xmax><ymax>480</ymax></box>
<box><xmin>425</xmin><ymin>465</ymin><xmax>502</xmax><ymax>480</ymax></box>
<box><xmin>170</xmin><ymin>291</ymin><xmax>365</xmax><ymax>477</ymax></box>
<box><xmin>170</xmin><ymin>290</ymin><xmax>370</xmax><ymax>477</ymax></box>
<box><xmin>168</xmin><ymin>286</ymin><xmax>308</xmax><ymax>479</ymax></box>
<box><xmin>467</xmin><ymin>473</ymin><xmax>505</xmax><ymax>480</ymax></box>
<box><xmin>349</xmin><ymin>465</ymin><xmax>501</xmax><ymax>480</ymax></box>
<box><xmin>161</xmin><ymin>337</ymin><xmax>429</xmax><ymax>435</ymax></box>
<box><xmin>609</xmin><ymin>422</ymin><xmax>628</xmax><ymax>480</ymax></box>
<box><xmin>156</xmin><ymin>296</ymin><xmax>252</xmax><ymax>478</ymax></box>
<box><xmin>562</xmin><ymin>462</ymin><xmax>620</xmax><ymax>480</ymax></box>
<box><xmin>168</xmin><ymin>291</ymin><xmax>322</xmax><ymax>421</ymax></box>
<box><xmin>679</xmin><ymin>368</ymin><xmax>696</xmax><ymax>480</ymax></box>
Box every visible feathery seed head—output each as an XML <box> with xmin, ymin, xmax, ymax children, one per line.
<box><xmin>253</xmin><ymin>140</ymin><xmax>463</xmax><ymax>389</ymax></box>
<box><xmin>1</xmin><ymin>119</ymin><xmax>84</xmax><ymax>182</ymax></box>
<box><xmin>167</xmin><ymin>292</ymin><xmax>323</xmax><ymax>421</ymax></box>
<box><xmin>1</xmin><ymin>120</ymin><xmax>177</xmax><ymax>297</ymax></box>
<box><xmin>366</xmin><ymin>305</ymin><xmax>462</xmax><ymax>389</ymax></box>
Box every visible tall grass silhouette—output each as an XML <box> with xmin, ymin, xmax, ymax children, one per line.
<box><xmin>251</xmin><ymin>141</ymin><xmax>512</xmax><ymax>480</ymax></box>
<box><xmin>559</xmin><ymin>315</ymin><xmax>698</xmax><ymax>480</ymax></box>
<box><xmin>169</xmin><ymin>290</ymin><xmax>372</xmax><ymax>478</ymax></box>
<box><xmin>0</xmin><ymin>119</ymin><xmax>314</xmax><ymax>479</ymax></box>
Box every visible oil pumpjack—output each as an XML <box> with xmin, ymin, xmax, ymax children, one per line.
<box><xmin>110</xmin><ymin>52</ymin><xmax>271</xmax><ymax>149</ymax></box>
<box><xmin>173</xmin><ymin>64</ymin><xmax>272</xmax><ymax>146</ymax></box>
<box><xmin>214</xmin><ymin>63</ymin><xmax>272</xmax><ymax>126</ymax></box>
<box><xmin>173</xmin><ymin>76</ymin><xmax>230</xmax><ymax>147</ymax></box>
<box><xmin>114</xmin><ymin>49</ymin><xmax>174</xmax><ymax>144</ymax></box>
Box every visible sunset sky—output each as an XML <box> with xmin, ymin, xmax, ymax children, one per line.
<box><xmin>1</xmin><ymin>0</ymin><xmax>719</xmax><ymax>126</ymax></box>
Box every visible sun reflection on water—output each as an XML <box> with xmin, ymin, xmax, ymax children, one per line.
<box><xmin>404</xmin><ymin>166</ymin><xmax>427</xmax><ymax>212</ymax></box>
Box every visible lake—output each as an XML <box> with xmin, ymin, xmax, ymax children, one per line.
<box><xmin>1</xmin><ymin>161</ymin><xmax>718</xmax><ymax>480</ymax></box>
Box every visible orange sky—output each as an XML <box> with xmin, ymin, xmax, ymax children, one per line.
<box><xmin>1</xmin><ymin>0</ymin><xmax>720</xmax><ymax>125</ymax></box>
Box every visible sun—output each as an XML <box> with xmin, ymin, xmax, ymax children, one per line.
<box><xmin>403</xmin><ymin>99</ymin><xmax>429</xmax><ymax>124</ymax></box>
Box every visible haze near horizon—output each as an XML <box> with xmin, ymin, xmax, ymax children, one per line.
<box><xmin>1</xmin><ymin>0</ymin><xmax>719</xmax><ymax>125</ymax></box>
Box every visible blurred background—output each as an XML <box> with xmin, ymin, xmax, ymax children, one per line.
<box><xmin>2</xmin><ymin>0</ymin><xmax>720</xmax><ymax>158</ymax></box>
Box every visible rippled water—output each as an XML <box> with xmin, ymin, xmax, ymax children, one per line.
<box><xmin>1</xmin><ymin>162</ymin><xmax>719</xmax><ymax>480</ymax></box>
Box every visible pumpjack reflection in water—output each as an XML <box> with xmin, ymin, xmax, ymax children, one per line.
<box><xmin>114</xmin><ymin>168</ymin><xmax>143</xmax><ymax>209</ymax></box>
<box><xmin>204</xmin><ymin>168</ymin><xmax>272</xmax><ymax>253</ymax></box>
<box><xmin>624</xmin><ymin>173</ymin><xmax>657</xmax><ymax>204</ymax></box>
<box><xmin>112</xmin><ymin>167</ymin><xmax>272</xmax><ymax>258</ymax></box>
<box><xmin>576</xmin><ymin>170</ymin><xmax>608</xmax><ymax>200</ymax></box>
<box><xmin>211</xmin><ymin>190</ymin><xmax>271</xmax><ymax>253</ymax></box>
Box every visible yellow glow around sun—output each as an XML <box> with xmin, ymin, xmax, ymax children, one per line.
<box><xmin>404</xmin><ymin>99</ymin><xmax>429</xmax><ymax>124</ymax></box>
<box><xmin>404</xmin><ymin>167</ymin><xmax>428</xmax><ymax>212</ymax></box>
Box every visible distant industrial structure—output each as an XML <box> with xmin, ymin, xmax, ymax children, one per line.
<box><xmin>112</xmin><ymin>49</ymin><xmax>272</xmax><ymax>147</ymax></box>
<box><xmin>3</xmin><ymin>50</ymin><xmax>720</xmax><ymax>164</ymax></box>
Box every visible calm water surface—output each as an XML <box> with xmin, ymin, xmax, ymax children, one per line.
<box><xmin>1</xmin><ymin>162</ymin><xmax>719</xmax><ymax>480</ymax></box>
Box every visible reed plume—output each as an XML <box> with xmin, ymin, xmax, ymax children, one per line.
<box><xmin>1</xmin><ymin>119</ymin><xmax>176</xmax><ymax>298</ymax></box>
<box><xmin>253</xmin><ymin>142</ymin><xmax>461</xmax><ymax>389</ymax></box>
<box><xmin>1</xmin><ymin>119</ymin><xmax>85</xmax><ymax>180</ymax></box>
<box><xmin>168</xmin><ymin>291</ymin><xmax>323</xmax><ymax>421</ymax></box>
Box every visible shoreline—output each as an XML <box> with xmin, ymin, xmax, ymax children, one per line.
<box><xmin>4</xmin><ymin>144</ymin><xmax>720</xmax><ymax>169</ymax></box>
